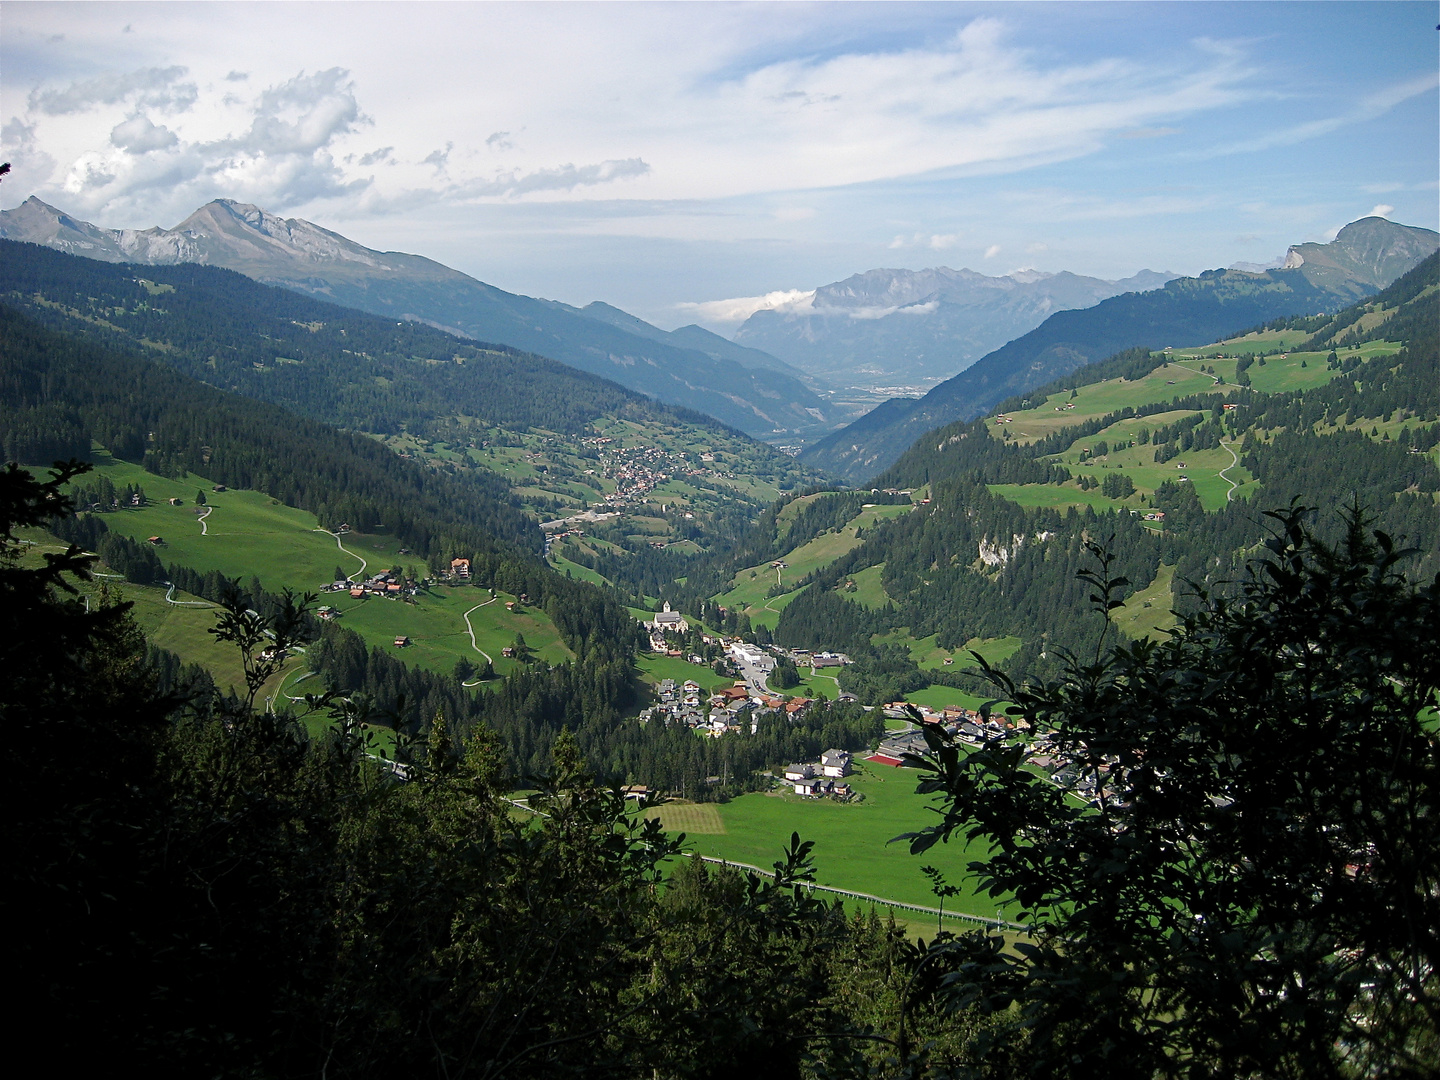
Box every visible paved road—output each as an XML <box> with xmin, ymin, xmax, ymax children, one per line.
<box><xmin>316</xmin><ymin>528</ymin><xmax>367</xmax><ymax>580</ymax></box>
<box><xmin>727</xmin><ymin>644</ymin><xmax>776</xmax><ymax>696</ymax></box>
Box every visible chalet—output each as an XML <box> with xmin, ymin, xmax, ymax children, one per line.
<box><xmin>501</xmin><ymin>646</ymin><xmax>515</xmax><ymax>658</ymax></box>
<box><xmin>505</xmin><ymin>601</ymin><xmax>516</xmax><ymax>611</ymax></box>
<box><xmin>820</xmin><ymin>749</ymin><xmax>852</xmax><ymax>778</ymax></box>
<box><xmin>130</xmin><ymin>493</ymin><xmax>144</xmax><ymax>506</ymax></box>
<box><xmin>450</xmin><ymin>557</ymin><xmax>471</xmax><ymax>579</ymax></box>
<box><xmin>316</xmin><ymin>606</ymin><xmax>339</xmax><ymax>620</ymax></box>
<box><xmin>621</xmin><ymin>785</ymin><xmax>651</xmax><ymax>802</ymax></box>
<box><xmin>393</xmin><ymin>635</ymin><xmax>409</xmax><ymax>648</ymax></box>
<box><xmin>169</xmin><ymin>497</ymin><xmax>182</xmax><ymax>506</ymax></box>
<box><xmin>350</xmin><ymin>587</ymin><xmax>364</xmax><ymax>599</ymax></box>
<box><xmin>386</xmin><ymin>583</ymin><xmax>401</xmax><ymax>593</ymax></box>
<box><xmin>146</xmin><ymin>536</ymin><xmax>163</xmax><ymax>545</ymax></box>
<box><xmin>812</xmin><ymin>654</ymin><xmax>843</xmax><ymax>668</ymax></box>
<box><xmin>211</xmin><ymin>484</ymin><xmax>227</xmax><ymax>492</ymax></box>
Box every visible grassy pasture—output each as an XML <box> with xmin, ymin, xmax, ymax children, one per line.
<box><xmin>871</xmin><ymin>629</ymin><xmax>1021</xmax><ymax>672</ymax></box>
<box><xmin>1112</xmin><ymin>564</ymin><xmax>1179</xmax><ymax>641</ymax></box>
<box><xmin>56</xmin><ymin>451</ymin><xmax>571</xmax><ymax>680</ymax></box>
<box><xmin>635</xmin><ymin>653</ymin><xmax>733</xmax><ymax>696</ymax></box>
<box><xmin>645</xmin><ymin>801</ymin><xmax>727</xmax><ymax>835</ymax></box>
<box><xmin>1046</xmin><ymin>412</ymin><xmax>1256</xmax><ymax>511</ymax></box>
<box><xmin>840</xmin><ymin>563</ymin><xmax>891</xmax><ymax>609</ymax></box>
<box><xmin>664</xmin><ymin>770</ymin><xmax>1007</xmax><ymax>917</ymax></box>
<box><xmin>718</xmin><ymin>503</ymin><xmax>912</xmax><ymax>625</ymax></box>
<box><xmin>903</xmin><ymin>684</ymin><xmax>1008</xmax><ymax>714</ymax></box>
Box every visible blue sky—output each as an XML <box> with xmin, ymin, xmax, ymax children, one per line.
<box><xmin>2</xmin><ymin>2</ymin><xmax>1435</xmax><ymax>329</ymax></box>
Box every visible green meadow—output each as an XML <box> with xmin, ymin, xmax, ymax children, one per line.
<box><xmin>870</xmin><ymin>629</ymin><xmax>1021</xmax><ymax>673</ymax></box>
<box><xmin>1111</xmin><ymin>564</ymin><xmax>1179</xmax><ymax>641</ymax></box>
<box><xmin>717</xmin><ymin>502</ymin><xmax>913</xmax><ymax>626</ymax></box>
<box><xmin>635</xmin><ymin>653</ymin><xmax>734</xmax><ymax>696</ymax></box>
<box><xmin>55</xmin><ymin>450</ymin><xmax>571</xmax><ymax>680</ymax></box>
<box><xmin>647</xmin><ymin>768</ymin><xmax>1009</xmax><ymax>917</ymax></box>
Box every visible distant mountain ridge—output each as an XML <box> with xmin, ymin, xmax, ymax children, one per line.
<box><xmin>800</xmin><ymin>217</ymin><xmax>1439</xmax><ymax>483</ymax></box>
<box><xmin>732</xmin><ymin>264</ymin><xmax>1177</xmax><ymax>387</ymax></box>
<box><xmin>0</xmin><ymin>196</ymin><xmax>829</xmax><ymax>439</ymax></box>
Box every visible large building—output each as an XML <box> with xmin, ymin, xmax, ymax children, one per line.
<box><xmin>651</xmin><ymin>602</ymin><xmax>688</xmax><ymax>634</ymax></box>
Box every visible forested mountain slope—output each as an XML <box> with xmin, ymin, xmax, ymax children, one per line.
<box><xmin>802</xmin><ymin>217</ymin><xmax>1438</xmax><ymax>482</ymax></box>
<box><xmin>745</xmin><ymin>254</ymin><xmax>1438</xmax><ymax>704</ymax></box>
<box><xmin>1</xmin><ymin>196</ymin><xmax>837</xmax><ymax>438</ymax></box>
<box><xmin>0</xmin><ymin>240</ymin><xmax>825</xmax><ymax>562</ymax></box>
<box><xmin>0</xmin><ymin>304</ymin><xmax>540</xmax><ymax>554</ymax></box>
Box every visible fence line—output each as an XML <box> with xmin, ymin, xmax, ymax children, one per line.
<box><xmin>501</xmin><ymin>797</ymin><xmax>1025</xmax><ymax>933</ymax></box>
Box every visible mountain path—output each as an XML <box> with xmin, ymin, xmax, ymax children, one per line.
<box><xmin>196</xmin><ymin>506</ymin><xmax>213</xmax><ymax>535</ymax></box>
<box><xmin>461</xmin><ymin>596</ymin><xmax>498</xmax><ymax>684</ymax></box>
<box><xmin>1218</xmin><ymin>439</ymin><xmax>1242</xmax><ymax>502</ymax></box>
<box><xmin>317</xmin><ymin>528</ymin><xmax>367</xmax><ymax>580</ymax></box>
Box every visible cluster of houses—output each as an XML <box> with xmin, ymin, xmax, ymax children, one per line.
<box><xmin>647</xmin><ymin>677</ymin><xmax>823</xmax><ymax>737</ymax></box>
<box><xmin>783</xmin><ymin>749</ymin><xmax>855</xmax><ymax>799</ymax></box>
<box><xmin>324</xmin><ymin>569</ymin><xmax>418</xmax><ymax>602</ymax></box>
<box><xmin>867</xmin><ymin>705</ymin><xmax>1122</xmax><ymax>808</ymax></box>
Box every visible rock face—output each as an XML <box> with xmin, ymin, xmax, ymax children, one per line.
<box><xmin>1281</xmin><ymin>217</ymin><xmax>1440</xmax><ymax>291</ymax></box>
<box><xmin>800</xmin><ymin>217</ymin><xmax>1439</xmax><ymax>484</ymax></box>
<box><xmin>0</xmin><ymin>196</ymin><xmax>830</xmax><ymax>439</ymax></box>
<box><xmin>733</xmin><ymin>265</ymin><xmax>1177</xmax><ymax>388</ymax></box>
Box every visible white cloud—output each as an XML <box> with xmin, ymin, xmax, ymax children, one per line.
<box><xmin>928</xmin><ymin>234</ymin><xmax>960</xmax><ymax>250</ymax></box>
<box><xmin>110</xmin><ymin>115</ymin><xmax>178</xmax><ymax>154</ymax></box>
<box><xmin>1368</xmin><ymin>203</ymin><xmax>1394</xmax><ymax>219</ymax></box>
<box><xmin>1200</xmin><ymin>72</ymin><xmax>1440</xmax><ymax>158</ymax></box>
<box><xmin>774</xmin><ymin>206</ymin><xmax>815</xmax><ymax>222</ymax></box>
<box><xmin>675</xmin><ymin>288</ymin><xmax>815</xmax><ymax>325</ymax></box>
<box><xmin>984</xmin><ymin>244</ymin><xmax>1001</xmax><ymax>258</ymax></box>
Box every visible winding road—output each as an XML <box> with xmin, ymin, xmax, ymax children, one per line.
<box><xmin>164</xmin><ymin>582</ymin><xmax>213</xmax><ymax>608</ymax></box>
<box><xmin>461</xmin><ymin>595</ymin><xmax>498</xmax><ymax>685</ymax></box>
<box><xmin>316</xmin><ymin>528</ymin><xmax>367</xmax><ymax>580</ymax></box>
<box><xmin>1218</xmin><ymin>439</ymin><xmax>1242</xmax><ymax>502</ymax></box>
<box><xmin>196</xmin><ymin>505</ymin><xmax>213</xmax><ymax>535</ymax></box>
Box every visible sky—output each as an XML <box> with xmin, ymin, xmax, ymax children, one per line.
<box><xmin>2</xmin><ymin>1</ymin><xmax>1436</xmax><ymax>331</ymax></box>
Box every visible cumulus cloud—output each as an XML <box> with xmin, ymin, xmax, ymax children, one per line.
<box><xmin>30</xmin><ymin>66</ymin><xmax>196</xmax><ymax>116</ymax></box>
<box><xmin>486</xmin><ymin>130</ymin><xmax>515</xmax><ymax>150</ymax></box>
<box><xmin>110</xmin><ymin>115</ymin><xmax>179</xmax><ymax>154</ymax></box>
<box><xmin>984</xmin><ymin>244</ymin><xmax>1001</xmax><ymax>258</ymax></box>
<box><xmin>1368</xmin><ymin>203</ymin><xmax>1394</xmax><ymax>218</ymax></box>
<box><xmin>675</xmin><ymin>288</ymin><xmax>815</xmax><ymax>325</ymax></box>
<box><xmin>357</xmin><ymin>146</ymin><xmax>393</xmax><ymax>166</ymax></box>
<box><xmin>1</xmin><ymin>116</ymin><xmax>58</xmax><ymax>187</ymax></box>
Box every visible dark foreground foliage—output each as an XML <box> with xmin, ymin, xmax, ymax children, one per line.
<box><xmin>9</xmin><ymin>460</ymin><xmax>1436</xmax><ymax>1078</ymax></box>
<box><xmin>901</xmin><ymin>507</ymin><xmax>1440</xmax><ymax>1078</ymax></box>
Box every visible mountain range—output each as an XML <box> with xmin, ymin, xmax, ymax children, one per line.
<box><xmin>0</xmin><ymin>196</ymin><xmax>835</xmax><ymax>439</ymax></box>
<box><xmin>800</xmin><ymin>216</ymin><xmax>1439</xmax><ymax>483</ymax></box>
<box><xmin>733</xmin><ymin>265</ymin><xmax>1176</xmax><ymax>388</ymax></box>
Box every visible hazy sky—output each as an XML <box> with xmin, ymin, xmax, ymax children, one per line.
<box><xmin>3</xmin><ymin>2</ymin><xmax>1436</xmax><ymax>329</ymax></box>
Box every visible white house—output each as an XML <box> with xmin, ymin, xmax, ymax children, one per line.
<box><xmin>820</xmin><ymin>749</ymin><xmax>852</xmax><ymax>778</ymax></box>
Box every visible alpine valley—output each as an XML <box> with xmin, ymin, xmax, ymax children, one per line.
<box><xmin>6</xmin><ymin>194</ymin><xmax>1438</xmax><ymax>1079</ymax></box>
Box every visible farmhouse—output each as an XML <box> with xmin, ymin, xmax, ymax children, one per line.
<box><xmin>393</xmin><ymin>635</ymin><xmax>410</xmax><ymax>648</ymax></box>
<box><xmin>450</xmin><ymin>557</ymin><xmax>471</xmax><ymax>579</ymax></box>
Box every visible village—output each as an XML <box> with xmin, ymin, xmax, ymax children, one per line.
<box><xmin>637</xmin><ymin>602</ymin><xmax>1119</xmax><ymax>808</ymax></box>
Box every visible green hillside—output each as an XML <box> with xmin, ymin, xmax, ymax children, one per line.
<box><xmin>0</xmin><ymin>240</ymin><xmax>825</xmax><ymax>567</ymax></box>
<box><xmin>718</xmin><ymin>255</ymin><xmax>1439</xmax><ymax>704</ymax></box>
